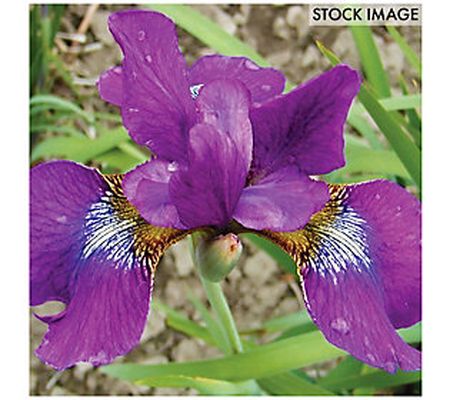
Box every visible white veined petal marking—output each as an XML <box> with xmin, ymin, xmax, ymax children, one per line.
<box><xmin>303</xmin><ymin>192</ymin><xmax>373</xmax><ymax>285</ymax></box>
<box><xmin>82</xmin><ymin>193</ymin><xmax>139</xmax><ymax>271</ymax></box>
<box><xmin>79</xmin><ymin>174</ymin><xmax>190</xmax><ymax>274</ymax></box>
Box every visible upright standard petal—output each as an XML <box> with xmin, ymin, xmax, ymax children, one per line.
<box><xmin>233</xmin><ymin>167</ymin><xmax>329</xmax><ymax>231</ymax></box>
<box><xmin>260</xmin><ymin>181</ymin><xmax>421</xmax><ymax>373</ymax></box>
<box><xmin>188</xmin><ymin>55</ymin><xmax>285</xmax><ymax>103</ymax></box>
<box><xmin>108</xmin><ymin>10</ymin><xmax>196</xmax><ymax>162</ymax></box>
<box><xmin>251</xmin><ymin>65</ymin><xmax>361</xmax><ymax>176</ymax></box>
<box><xmin>168</xmin><ymin>80</ymin><xmax>252</xmax><ymax>228</ymax></box>
<box><xmin>31</xmin><ymin>161</ymin><xmax>189</xmax><ymax>369</ymax></box>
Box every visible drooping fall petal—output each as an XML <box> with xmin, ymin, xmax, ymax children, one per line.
<box><xmin>31</xmin><ymin>161</ymin><xmax>189</xmax><ymax>369</ymax></box>
<box><xmin>260</xmin><ymin>180</ymin><xmax>421</xmax><ymax>373</ymax></box>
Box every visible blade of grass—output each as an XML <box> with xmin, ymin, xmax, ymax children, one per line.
<box><xmin>96</xmin><ymin>150</ymin><xmax>142</xmax><ymax>173</ymax></box>
<box><xmin>347</xmin><ymin>110</ymin><xmax>383</xmax><ymax>149</ymax></box>
<box><xmin>258</xmin><ymin>372</ymin><xmax>334</xmax><ymax>395</ymax></box>
<box><xmin>148</xmin><ymin>4</ymin><xmax>268</xmax><ymax>66</ymax></box>
<box><xmin>262</xmin><ymin>309</ymin><xmax>312</xmax><ymax>334</ymax></box>
<box><xmin>102</xmin><ymin>323</ymin><xmax>420</xmax><ymax>384</ymax></box>
<box><xmin>358</xmin><ymin>85</ymin><xmax>421</xmax><ymax>188</ymax></box>
<box><xmin>30</xmin><ymin>124</ymin><xmax>85</xmax><ymax>138</ymax></box>
<box><xmin>350</xmin><ymin>25</ymin><xmax>391</xmax><ymax>98</ymax></box>
<box><xmin>152</xmin><ymin>300</ymin><xmax>215</xmax><ymax>346</ymax></box>
<box><xmin>387</xmin><ymin>26</ymin><xmax>421</xmax><ymax>76</ymax></box>
<box><xmin>319</xmin><ymin>356</ymin><xmax>364</xmax><ymax>386</ymax></box>
<box><xmin>137</xmin><ymin>375</ymin><xmax>262</xmax><ymax>395</ymax></box>
<box><xmin>399</xmin><ymin>75</ymin><xmax>421</xmax><ymax>146</ymax></box>
<box><xmin>31</xmin><ymin>127</ymin><xmax>129</xmax><ymax>163</ymax></box>
<box><xmin>102</xmin><ymin>329</ymin><xmax>346</xmax><ymax>382</ymax></box>
<box><xmin>30</xmin><ymin>94</ymin><xmax>94</xmax><ymax>123</ymax></box>
<box><xmin>321</xmin><ymin>369</ymin><xmax>421</xmax><ymax>391</ymax></box>
<box><xmin>334</xmin><ymin>140</ymin><xmax>410</xmax><ymax>179</ymax></box>
<box><xmin>186</xmin><ymin>288</ymin><xmax>232</xmax><ymax>354</ymax></box>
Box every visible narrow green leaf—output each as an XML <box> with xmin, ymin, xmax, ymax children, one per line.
<box><xmin>321</xmin><ymin>369</ymin><xmax>421</xmax><ymax>391</ymax></box>
<box><xmin>152</xmin><ymin>300</ymin><xmax>215</xmax><ymax>346</ymax></box>
<box><xmin>102</xmin><ymin>322</ymin><xmax>420</xmax><ymax>384</ymax></box>
<box><xmin>352</xmin><ymin>94</ymin><xmax>421</xmax><ymax>113</ymax></box>
<box><xmin>96</xmin><ymin>149</ymin><xmax>142</xmax><ymax>173</ymax></box>
<box><xmin>347</xmin><ymin>110</ymin><xmax>383</xmax><ymax>150</ymax></box>
<box><xmin>319</xmin><ymin>356</ymin><xmax>363</xmax><ymax>386</ymax></box>
<box><xmin>262</xmin><ymin>309</ymin><xmax>312</xmax><ymax>334</ymax></box>
<box><xmin>31</xmin><ymin>127</ymin><xmax>129</xmax><ymax>163</ymax></box>
<box><xmin>240</xmin><ymin>233</ymin><xmax>297</xmax><ymax>275</ymax></box>
<box><xmin>186</xmin><ymin>289</ymin><xmax>232</xmax><ymax>354</ymax></box>
<box><xmin>387</xmin><ymin>26</ymin><xmax>421</xmax><ymax>76</ymax></box>
<box><xmin>102</xmin><ymin>330</ymin><xmax>346</xmax><ymax>382</ymax></box>
<box><xmin>30</xmin><ymin>124</ymin><xmax>85</xmax><ymax>138</ymax></box>
<box><xmin>116</xmin><ymin>142</ymin><xmax>148</xmax><ymax>164</ymax></box>
<box><xmin>30</xmin><ymin>94</ymin><xmax>94</xmax><ymax>123</ymax></box>
<box><xmin>334</xmin><ymin>140</ymin><xmax>410</xmax><ymax>179</ymax></box>
<box><xmin>358</xmin><ymin>85</ymin><xmax>421</xmax><ymax>188</ymax></box>
<box><xmin>316</xmin><ymin>40</ymin><xmax>341</xmax><ymax>66</ymax></box>
<box><xmin>399</xmin><ymin>75</ymin><xmax>422</xmax><ymax>146</ymax></box>
<box><xmin>147</xmin><ymin>4</ymin><xmax>268</xmax><ymax>66</ymax></box>
<box><xmin>397</xmin><ymin>322</ymin><xmax>421</xmax><ymax>343</ymax></box>
<box><xmin>350</xmin><ymin>26</ymin><xmax>391</xmax><ymax>98</ymax></box>
<box><xmin>380</xmin><ymin>94</ymin><xmax>421</xmax><ymax>111</ymax></box>
<box><xmin>137</xmin><ymin>375</ymin><xmax>262</xmax><ymax>395</ymax></box>
<box><xmin>258</xmin><ymin>372</ymin><xmax>334</xmax><ymax>395</ymax></box>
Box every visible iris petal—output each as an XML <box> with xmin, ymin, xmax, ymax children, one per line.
<box><xmin>97</xmin><ymin>66</ymin><xmax>123</xmax><ymax>107</ymax></box>
<box><xmin>169</xmin><ymin>123</ymin><xmax>249</xmax><ymax>228</ymax></box>
<box><xmin>108</xmin><ymin>10</ymin><xmax>196</xmax><ymax>162</ymax></box>
<box><xmin>188</xmin><ymin>55</ymin><xmax>285</xmax><ymax>103</ymax></box>
<box><xmin>123</xmin><ymin>160</ymin><xmax>184</xmax><ymax>229</ymax></box>
<box><xmin>250</xmin><ymin>65</ymin><xmax>361</xmax><ymax>177</ymax></box>
<box><xmin>31</xmin><ymin>161</ymin><xmax>189</xmax><ymax>369</ymax></box>
<box><xmin>233</xmin><ymin>167</ymin><xmax>329</xmax><ymax>231</ymax></box>
<box><xmin>260</xmin><ymin>180</ymin><xmax>421</xmax><ymax>372</ymax></box>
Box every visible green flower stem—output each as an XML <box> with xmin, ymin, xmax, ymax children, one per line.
<box><xmin>190</xmin><ymin>233</ymin><xmax>264</xmax><ymax>395</ymax></box>
<box><xmin>190</xmin><ymin>233</ymin><xmax>243</xmax><ymax>354</ymax></box>
<box><xmin>199</xmin><ymin>276</ymin><xmax>243</xmax><ymax>354</ymax></box>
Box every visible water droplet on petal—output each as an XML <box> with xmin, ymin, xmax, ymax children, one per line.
<box><xmin>366</xmin><ymin>353</ymin><xmax>376</xmax><ymax>363</ymax></box>
<box><xmin>330</xmin><ymin>317</ymin><xmax>350</xmax><ymax>335</ymax></box>
<box><xmin>137</xmin><ymin>30</ymin><xmax>146</xmax><ymax>41</ymax></box>
<box><xmin>131</xmin><ymin>71</ymin><xmax>137</xmax><ymax>80</ymax></box>
<box><xmin>375</xmin><ymin>193</ymin><xmax>381</xmax><ymax>200</ymax></box>
<box><xmin>167</xmin><ymin>161</ymin><xmax>178</xmax><ymax>173</ymax></box>
<box><xmin>145</xmin><ymin>54</ymin><xmax>152</xmax><ymax>63</ymax></box>
<box><xmin>56</xmin><ymin>215</ymin><xmax>67</xmax><ymax>223</ymax></box>
<box><xmin>189</xmin><ymin>83</ymin><xmax>204</xmax><ymax>99</ymax></box>
<box><xmin>261</xmin><ymin>84</ymin><xmax>272</xmax><ymax>92</ymax></box>
<box><xmin>384</xmin><ymin>361</ymin><xmax>397</xmax><ymax>373</ymax></box>
<box><xmin>244</xmin><ymin>59</ymin><xmax>259</xmax><ymax>70</ymax></box>
<box><xmin>128</xmin><ymin>107</ymin><xmax>139</xmax><ymax>113</ymax></box>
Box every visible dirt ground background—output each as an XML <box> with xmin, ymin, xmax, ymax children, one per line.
<box><xmin>30</xmin><ymin>4</ymin><xmax>421</xmax><ymax>395</ymax></box>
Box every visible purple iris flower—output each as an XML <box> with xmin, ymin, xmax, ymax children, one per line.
<box><xmin>31</xmin><ymin>10</ymin><xmax>421</xmax><ymax>373</ymax></box>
